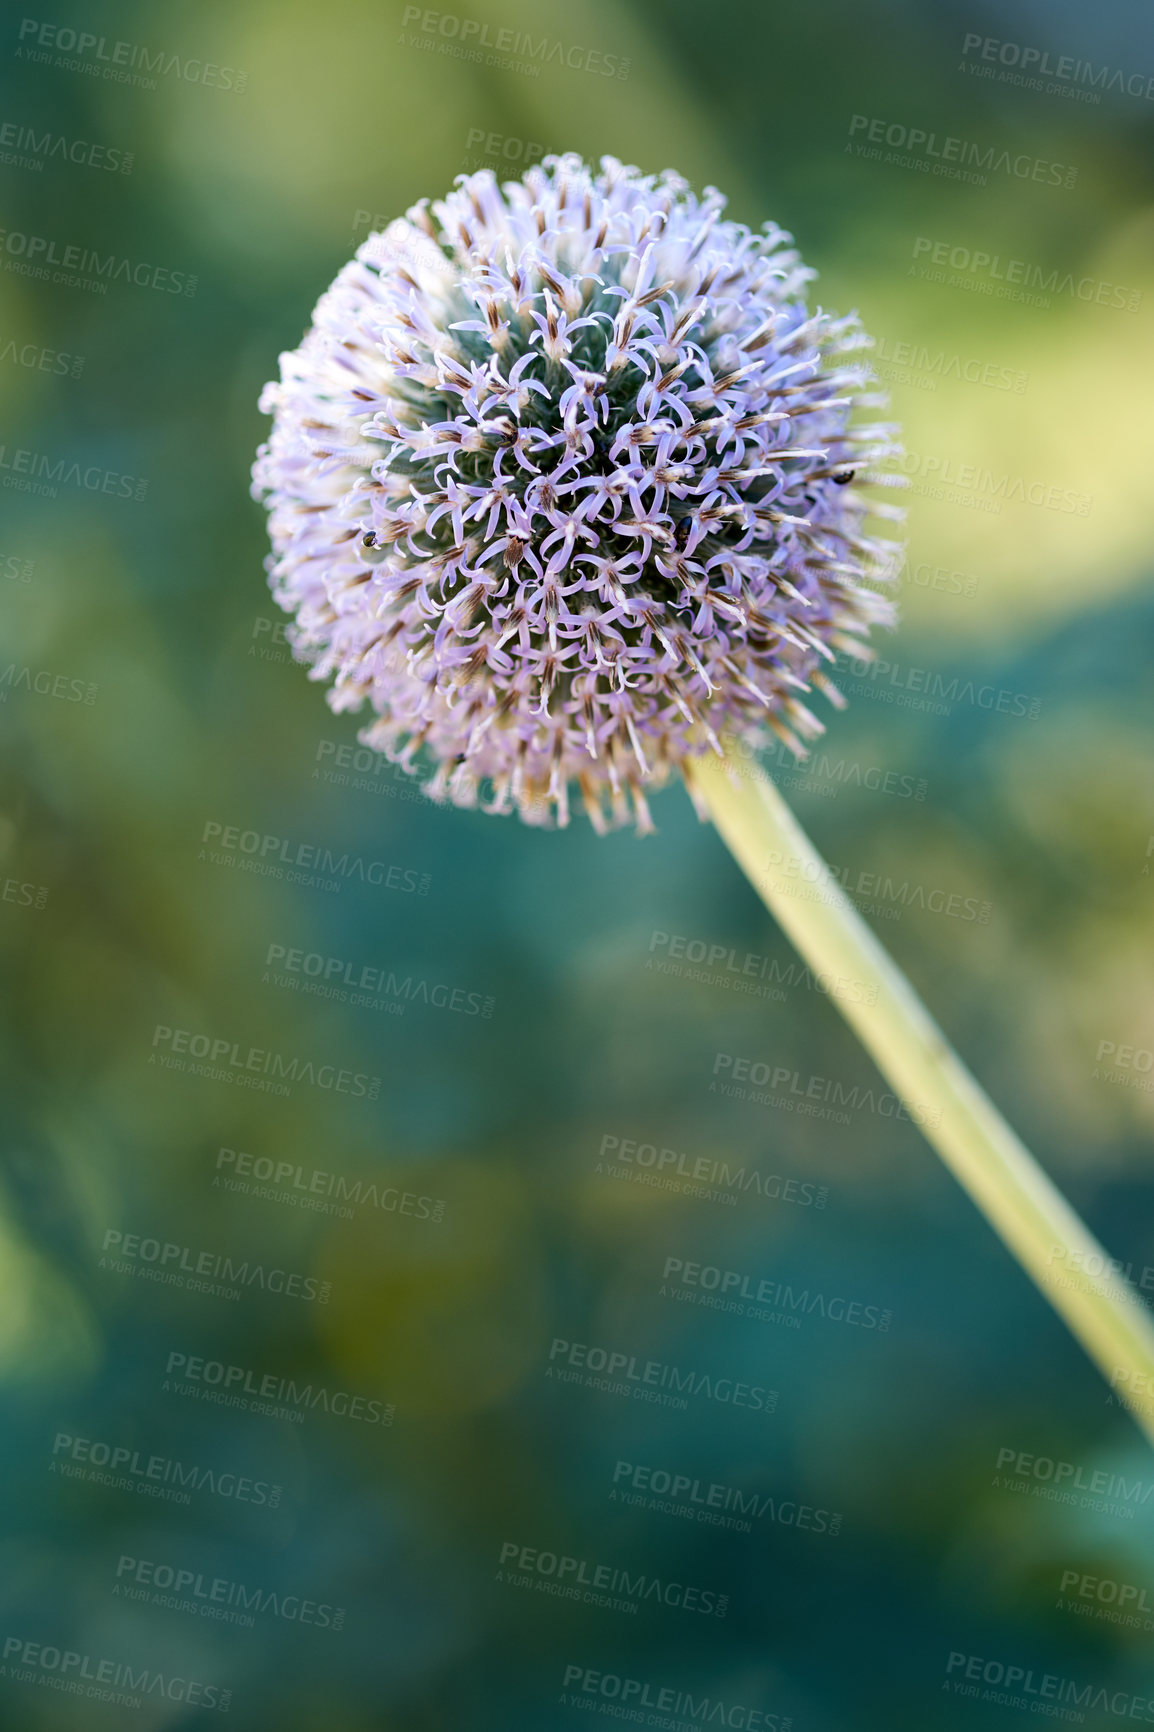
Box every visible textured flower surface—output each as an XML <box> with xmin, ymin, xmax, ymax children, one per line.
<box><xmin>253</xmin><ymin>154</ymin><xmax>902</xmax><ymax>831</ymax></box>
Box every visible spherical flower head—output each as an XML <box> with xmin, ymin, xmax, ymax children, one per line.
<box><xmin>252</xmin><ymin>154</ymin><xmax>903</xmax><ymax>832</ymax></box>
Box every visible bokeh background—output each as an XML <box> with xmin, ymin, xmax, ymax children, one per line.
<box><xmin>2</xmin><ymin>0</ymin><xmax>1154</xmax><ymax>1725</ymax></box>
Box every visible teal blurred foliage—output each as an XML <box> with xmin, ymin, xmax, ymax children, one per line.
<box><xmin>2</xmin><ymin>0</ymin><xmax>1154</xmax><ymax>1726</ymax></box>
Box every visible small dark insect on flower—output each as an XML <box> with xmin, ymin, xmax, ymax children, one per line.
<box><xmin>252</xmin><ymin>154</ymin><xmax>903</xmax><ymax>831</ymax></box>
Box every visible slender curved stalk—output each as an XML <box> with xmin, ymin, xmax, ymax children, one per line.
<box><xmin>688</xmin><ymin>744</ymin><xmax>1154</xmax><ymax>1446</ymax></box>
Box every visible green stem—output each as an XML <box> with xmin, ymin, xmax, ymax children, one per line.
<box><xmin>689</xmin><ymin>744</ymin><xmax>1154</xmax><ymax>1445</ymax></box>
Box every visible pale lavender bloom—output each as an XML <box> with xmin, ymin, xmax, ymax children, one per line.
<box><xmin>252</xmin><ymin>154</ymin><xmax>902</xmax><ymax>832</ymax></box>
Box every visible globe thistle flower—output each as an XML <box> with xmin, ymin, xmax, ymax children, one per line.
<box><xmin>250</xmin><ymin>153</ymin><xmax>1154</xmax><ymax>1445</ymax></box>
<box><xmin>252</xmin><ymin>153</ymin><xmax>902</xmax><ymax>832</ymax></box>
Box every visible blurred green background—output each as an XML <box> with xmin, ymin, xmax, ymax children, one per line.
<box><xmin>2</xmin><ymin>0</ymin><xmax>1154</xmax><ymax>1725</ymax></box>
